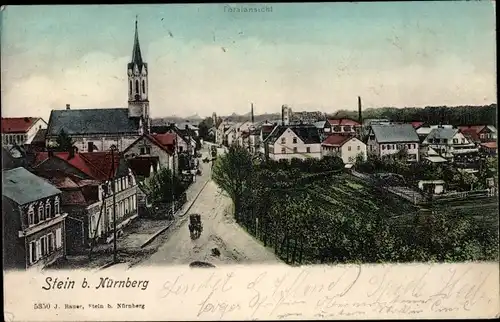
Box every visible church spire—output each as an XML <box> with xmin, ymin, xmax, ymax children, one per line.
<box><xmin>131</xmin><ymin>15</ymin><xmax>143</xmax><ymax>66</ymax></box>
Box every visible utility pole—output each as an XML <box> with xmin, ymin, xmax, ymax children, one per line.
<box><xmin>111</xmin><ymin>147</ymin><xmax>118</xmax><ymax>263</ymax></box>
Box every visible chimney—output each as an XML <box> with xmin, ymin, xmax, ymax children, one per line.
<box><xmin>68</xmin><ymin>145</ymin><xmax>75</xmax><ymax>159</ymax></box>
<box><xmin>251</xmin><ymin>103</ymin><xmax>255</xmax><ymax>123</ymax></box>
<box><xmin>66</xmin><ymin>104</ymin><xmax>70</xmax><ymax>110</ymax></box>
<box><xmin>358</xmin><ymin>96</ymin><xmax>362</xmax><ymax>124</ymax></box>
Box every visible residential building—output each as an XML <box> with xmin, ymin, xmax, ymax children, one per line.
<box><xmin>175</xmin><ymin>122</ymin><xmax>199</xmax><ymax>137</ymax></box>
<box><xmin>45</xmin><ymin>19</ymin><xmax>150</xmax><ymax>152</ymax></box>
<box><xmin>322</xmin><ymin>135</ymin><xmax>367</xmax><ymax>164</ymax></box>
<box><xmin>458</xmin><ymin>125</ymin><xmax>497</xmax><ymax>143</ymax></box>
<box><xmin>422</xmin><ymin>127</ymin><xmax>478</xmax><ymax>160</ymax></box>
<box><xmin>362</xmin><ymin>118</ymin><xmax>391</xmax><ymax>136</ymax></box>
<box><xmin>122</xmin><ymin>133</ymin><xmax>177</xmax><ymax>173</ymax></box>
<box><xmin>31</xmin><ymin>150</ymin><xmax>138</xmax><ymax>251</ymax></box>
<box><xmin>215</xmin><ymin>121</ymin><xmax>235</xmax><ymax>145</ymax></box>
<box><xmin>416</xmin><ymin>124</ymin><xmax>453</xmax><ymax>142</ymax></box>
<box><xmin>264</xmin><ymin>125</ymin><xmax>322</xmax><ymax>161</ymax></box>
<box><xmin>3</xmin><ymin>167</ymin><xmax>68</xmax><ymax>270</ymax></box>
<box><xmin>127</xmin><ymin>157</ymin><xmax>160</xmax><ymax>180</ymax></box>
<box><xmin>1</xmin><ymin>117</ymin><xmax>47</xmax><ymax>148</ymax></box>
<box><xmin>325</xmin><ymin>119</ymin><xmax>361</xmax><ymax>136</ymax></box>
<box><xmin>480</xmin><ymin>142</ymin><xmax>497</xmax><ymax>156</ymax></box>
<box><xmin>367</xmin><ymin>124</ymin><xmax>420</xmax><ymax>162</ymax></box>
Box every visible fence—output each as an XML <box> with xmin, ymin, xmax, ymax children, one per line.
<box><xmin>142</xmin><ymin>192</ymin><xmax>188</xmax><ymax>219</ymax></box>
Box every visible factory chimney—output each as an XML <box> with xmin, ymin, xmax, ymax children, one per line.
<box><xmin>251</xmin><ymin>103</ymin><xmax>255</xmax><ymax>123</ymax></box>
<box><xmin>357</xmin><ymin>96</ymin><xmax>362</xmax><ymax>124</ymax></box>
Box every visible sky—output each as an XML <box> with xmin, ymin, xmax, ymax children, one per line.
<box><xmin>0</xmin><ymin>2</ymin><xmax>497</xmax><ymax>120</ymax></box>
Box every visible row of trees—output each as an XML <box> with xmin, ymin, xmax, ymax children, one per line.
<box><xmin>138</xmin><ymin>168</ymin><xmax>187</xmax><ymax>204</ymax></box>
<box><xmin>327</xmin><ymin>104</ymin><xmax>497</xmax><ymax>126</ymax></box>
<box><xmin>212</xmin><ymin>145</ymin><xmax>498</xmax><ymax>264</ymax></box>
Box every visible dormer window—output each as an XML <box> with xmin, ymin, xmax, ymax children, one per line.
<box><xmin>54</xmin><ymin>196</ymin><xmax>60</xmax><ymax>215</ymax></box>
<box><xmin>28</xmin><ymin>205</ymin><xmax>35</xmax><ymax>226</ymax></box>
<box><xmin>46</xmin><ymin>200</ymin><xmax>51</xmax><ymax>219</ymax></box>
<box><xmin>38</xmin><ymin>203</ymin><xmax>44</xmax><ymax>222</ymax></box>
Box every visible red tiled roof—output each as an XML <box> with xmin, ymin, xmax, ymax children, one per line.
<box><xmin>327</xmin><ymin>119</ymin><xmax>360</xmax><ymax>126</ymax></box>
<box><xmin>481</xmin><ymin>142</ymin><xmax>497</xmax><ymax>149</ymax></box>
<box><xmin>151</xmin><ymin>133</ymin><xmax>176</xmax><ymax>146</ymax></box>
<box><xmin>458</xmin><ymin>125</ymin><xmax>486</xmax><ymax>134</ymax></box>
<box><xmin>61</xmin><ymin>190</ymin><xmax>88</xmax><ymax>206</ymax></box>
<box><xmin>1</xmin><ymin>117</ymin><xmax>39</xmax><ymax>133</ymax></box>
<box><xmin>460</xmin><ymin>128</ymin><xmax>480</xmax><ymax>141</ymax></box>
<box><xmin>410</xmin><ymin>121</ymin><xmax>425</xmax><ymax>129</ymax></box>
<box><xmin>322</xmin><ymin>134</ymin><xmax>353</xmax><ymax>146</ymax></box>
<box><xmin>34</xmin><ymin>151</ymin><xmax>121</xmax><ymax>181</ymax></box>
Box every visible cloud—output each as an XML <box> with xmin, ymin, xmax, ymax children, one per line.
<box><xmin>1</xmin><ymin>35</ymin><xmax>496</xmax><ymax>120</ymax></box>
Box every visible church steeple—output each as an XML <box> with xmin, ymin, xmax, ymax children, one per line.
<box><xmin>131</xmin><ymin>16</ymin><xmax>143</xmax><ymax>67</ymax></box>
<box><xmin>127</xmin><ymin>16</ymin><xmax>150</xmax><ymax>134</ymax></box>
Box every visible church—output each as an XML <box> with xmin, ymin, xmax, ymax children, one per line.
<box><xmin>45</xmin><ymin>18</ymin><xmax>151</xmax><ymax>152</ymax></box>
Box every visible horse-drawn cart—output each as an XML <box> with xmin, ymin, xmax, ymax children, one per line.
<box><xmin>188</xmin><ymin>213</ymin><xmax>203</xmax><ymax>239</ymax></box>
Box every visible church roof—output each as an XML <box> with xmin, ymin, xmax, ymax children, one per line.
<box><xmin>47</xmin><ymin>108</ymin><xmax>140</xmax><ymax>136</ymax></box>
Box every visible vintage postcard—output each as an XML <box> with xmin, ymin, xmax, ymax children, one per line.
<box><xmin>1</xmin><ymin>2</ymin><xmax>499</xmax><ymax>321</ymax></box>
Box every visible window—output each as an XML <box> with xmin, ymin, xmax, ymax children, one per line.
<box><xmin>348</xmin><ymin>146</ymin><xmax>352</xmax><ymax>151</ymax></box>
<box><xmin>357</xmin><ymin>145</ymin><xmax>361</xmax><ymax>151</ymax></box>
<box><xmin>293</xmin><ymin>147</ymin><xmax>298</xmax><ymax>153</ymax></box>
<box><xmin>382</xmin><ymin>145</ymin><xmax>386</xmax><ymax>150</ymax></box>
<box><xmin>41</xmin><ymin>236</ymin><xmax>48</xmax><ymax>257</ymax></box>
<box><xmin>55</xmin><ymin>228</ymin><xmax>62</xmax><ymax>249</ymax></box>
<box><xmin>129</xmin><ymin>80</ymin><xmax>132</xmax><ymax>95</ymax></box>
<box><xmin>140</xmin><ymin>147</ymin><xmax>145</xmax><ymax>155</ymax></box>
<box><xmin>28</xmin><ymin>205</ymin><xmax>35</xmax><ymax>226</ymax></box>
<box><xmin>142</xmin><ymin>80</ymin><xmax>146</xmax><ymax>94</ymax></box>
<box><xmin>29</xmin><ymin>241</ymin><xmax>37</xmax><ymax>264</ymax></box>
<box><xmin>443</xmin><ymin>139</ymin><xmax>448</xmax><ymax>144</ymax></box>
<box><xmin>293</xmin><ymin>137</ymin><xmax>297</xmax><ymax>144</ymax></box>
<box><xmin>36</xmin><ymin>239</ymin><xmax>41</xmax><ymax>261</ymax></box>
<box><xmin>462</xmin><ymin>138</ymin><xmax>466</xmax><ymax>143</ymax></box>
<box><xmin>179</xmin><ymin>146</ymin><xmax>183</xmax><ymax>152</ymax></box>
<box><xmin>281</xmin><ymin>147</ymin><xmax>286</xmax><ymax>154</ymax></box>
<box><xmin>306</xmin><ymin>147</ymin><xmax>311</xmax><ymax>153</ymax></box>
<box><xmin>48</xmin><ymin>233</ymin><xmax>55</xmax><ymax>253</ymax></box>
<box><xmin>88</xmin><ymin>142</ymin><xmax>94</xmax><ymax>153</ymax></box>
<box><xmin>281</xmin><ymin>138</ymin><xmax>286</xmax><ymax>144</ymax></box>
<box><xmin>135</xmin><ymin>80</ymin><xmax>139</xmax><ymax>94</ymax></box>
<box><xmin>453</xmin><ymin>138</ymin><xmax>458</xmax><ymax>144</ymax></box>
<box><xmin>145</xmin><ymin>147</ymin><xmax>151</xmax><ymax>154</ymax></box>
<box><xmin>54</xmin><ymin>197</ymin><xmax>60</xmax><ymax>215</ymax></box>
<box><xmin>45</xmin><ymin>200</ymin><xmax>51</xmax><ymax>219</ymax></box>
<box><xmin>38</xmin><ymin>204</ymin><xmax>44</xmax><ymax>222</ymax></box>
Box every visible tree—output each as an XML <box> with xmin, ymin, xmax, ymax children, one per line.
<box><xmin>140</xmin><ymin>167</ymin><xmax>185</xmax><ymax>203</ymax></box>
<box><xmin>198</xmin><ymin>117</ymin><xmax>214</xmax><ymax>141</ymax></box>
<box><xmin>212</xmin><ymin>145</ymin><xmax>253</xmax><ymax>222</ymax></box>
<box><xmin>54</xmin><ymin>129</ymin><xmax>74</xmax><ymax>152</ymax></box>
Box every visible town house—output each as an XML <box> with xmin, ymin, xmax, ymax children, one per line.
<box><xmin>367</xmin><ymin>124</ymin><xmax>420</xmax><ymax>162</ymax></box>
<box><xmin>1</xmin><ymin>117</ymin><xmax>47</xmax><ymax>148</ymax></box>
<box><xmin>3</xmin><ymin>167</ymin><xmax>68</xmax><ymax>270</ymax></box>
<box><xmin>422</xmin><ymin>127</ymin><xmax>478</xmax><ymax>160</ymax></box>
<box><xmin>31</xmin><ymin>150</ymin><xmax>138</xmax><ymax>251</ymax></box>
<box><xmin>264</xmin><ymin>125</ymin><xmax>322</xmax><ymax>161</ymax></box>
<box><xmin>122</xmin><ymin>133</ymin><xmax>177</xmax><ymax>173</ymax></box>
<box><xmin>458</xmin><ymin>125</ymin><xmax>497</xmax><ymax>143</ymax></box>
<box><xmin>325</xmin><ymin>119</ymin><xmax>361</xmax><ymax>136</ymax></box>
<box><xmin>322</xmin><ymin>135</ymin><xmax>367</xmax><ymax>164</ymax></box>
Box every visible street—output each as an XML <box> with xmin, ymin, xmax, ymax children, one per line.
<box><xmin>136</xmin><ymin>144</ymin><xmax>283</xmax><ymax>267</ymax></box>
